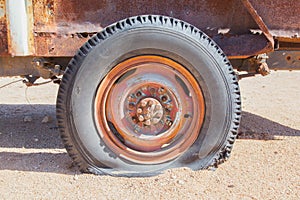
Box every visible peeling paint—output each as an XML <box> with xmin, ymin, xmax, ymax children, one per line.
<box><xmin>0</xmin><ymin>0</ymin><xmax>5</xmax><ymax>18</ymax></box>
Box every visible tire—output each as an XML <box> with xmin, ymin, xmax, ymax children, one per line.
<box><xmin>56</xmin><ymin>15</ymin><xmax>241</xmax><ymax>176</ymax></box>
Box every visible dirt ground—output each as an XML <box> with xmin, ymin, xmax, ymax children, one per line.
<box><xmin>0</xmin><ymin>71</ymin><xmax>299</xmax><ymax>200</ymax></box>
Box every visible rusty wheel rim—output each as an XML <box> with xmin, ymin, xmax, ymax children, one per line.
<box><xmin>94</xmin><ymin>56</ymin><xmax>205</xmax><ymax>164</ymax></box>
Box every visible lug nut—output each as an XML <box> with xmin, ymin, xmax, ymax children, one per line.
<box><xmin>141</xmin><ymin>100</ymin><xmax>147</xmax><ymax>107</ymax></box>
<box><xmin>138</xmin><ymin>115</ymin><xmax>144</xmax><ymax>122</ymax></box>
<box><xmin>148</xmin><ymin>100</ymin><xmax>153</xmax><ymax>105</ymax></box>
<box><xmin>158</xmin><ymin>87</ymin><xmax>165</xmax><ymax>94</ymax></box>
<box><xmin>145</xmin><ymin>113</ymin><xmax>151</xmax><ymax>119</ymax></box>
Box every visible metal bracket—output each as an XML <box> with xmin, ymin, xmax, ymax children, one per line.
<box><xmin>237</xmin><ymin>53</ymin><xmax>270</xmax><ymax>79</ymax></box>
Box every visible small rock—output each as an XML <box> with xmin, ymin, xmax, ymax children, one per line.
<box><xmin>171</xmin><ymin>175</ymin><xmax>177</xmax><ymax>179</ymax></box>
<box><xmin>73</xmin><ymin>174</ymin><xmax>79</xmax><ymax>180</ymax></box>
<box><xmin>228</xmin><ymin>185</ymin><xmax>234</xmax><ymax>188</ymax></box>
<box><xmin>177</xmin><ymin>180</ymin><xmax>185</xmax><ymax>185</ymax></box>
<box><xmin>24</xmin><ymin>116</ymin><xmax>32</xmax><ymax>122</ymax></box>
<box><xmin>34</xmin><ymin>138</ymin><xmax>39</xmax><ymax>142</ymax></box>
<box><xmin>42</xmin><ymin>115</ymin><xmax>52</xmax><ymax>123</ymax></box>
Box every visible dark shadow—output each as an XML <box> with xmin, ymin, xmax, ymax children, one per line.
<box><xmin>0</xmin><ymin>104</ymin><xmax>299</xmax><ymax>173</ymax></box>
<box><xmin>0</xmin><ymin>104</ymin><xmax>77</xmax><ymax>174</ymax></box>
<box><xmin>0</xmin><ymin>152</ymin><xmax>76</xmax><ymax>174</ymax></box>
<box><xmin>238</xmin><ymin>111</ymin><xmax>300</xmax><ymax>140</ymax></box>
<box><xmin>0</xmin><ymin>104</ymin><xmax>63</xmax><ymax>149</ymax></box>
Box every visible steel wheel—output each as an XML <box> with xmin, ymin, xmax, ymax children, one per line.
<box><xmin>94</xmin><ymin>56</ymin><xmax>205</xmax><ymax>164</ymax></box>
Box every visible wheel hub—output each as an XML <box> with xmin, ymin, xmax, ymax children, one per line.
<box><xmin>126</xmin><ymin>84</ymin><xmax>177</xmax><ymax>136</ymax></box>
<box><xmin>136</xmin><ymin>97</ymin><xmax>163</xmax><ymax>126</ymax></box>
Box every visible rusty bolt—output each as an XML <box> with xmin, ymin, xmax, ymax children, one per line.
<box><xmin>257</xmin><ymin>62</ymin><xmax>270</xmax><ymax>76</ymax></box>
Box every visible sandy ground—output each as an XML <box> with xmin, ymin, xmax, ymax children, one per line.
<box><xmin>0</xmin><ymin>71</ymin><xmax>299</xmax><ymax>200</ymax></box>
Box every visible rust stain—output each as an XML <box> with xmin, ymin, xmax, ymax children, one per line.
<box><xmin>0</xmin><ymin>0</ymin><xmax>8</xmax><ymax>55</ymax></box>
<box><xmin>26</xmin><ymin>0</ymin><xmax>35</xmax><ymax>55</ymax></box>
<box><xmin>33</xmin><ymin>0</ymin><xmax>55</xmax><ymax>28</ymax></box>
<box><xmin>34</xmin><ymin>33</ymin><xmax>91</xmax><ymax>56</ymax></box>
<box><xmin>267</xmin><ymin>51</ymin><xmax>300</xmax><ymax>70</ymax></box>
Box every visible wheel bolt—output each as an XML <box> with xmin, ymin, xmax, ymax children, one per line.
<box><xmin>141</xmin><ymin>100</ymin><xmax>147</xmax><ymax>107</ymax></box>
<box><xmin>138</xmin><ymin>115</ymin><xmax>144</xmax><ymax>122</ymax></box>
<box><xmin>145</xmin><ymin>113</ymin><xmax>151</xmax><ymax>119</ymax></box>
<box><xmin>158</xmin><ymin>87</ymin><xmax>165</xmax><ymax>94</ymax></box>
<box><xmin>148</xmin><ymin>100</ymin><xmax>153</xmax><ymax>105</ymax></box>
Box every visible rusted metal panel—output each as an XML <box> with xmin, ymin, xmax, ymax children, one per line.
<box><xmin>32</xmin><ymin>0</ymin><xmax>265</xmax><ymax>57</ymax></box>
<box><xmin>0</xmin><ymin>56</ymin><xmax>69</xmax><ymax>77</ymax></box>
<box><xmin>267</xmin><ymin>51</ymin><xmax>300</xmax><ymax>71</ymax></box>
<box><xmin>1</xmin><ymin>0</ymin><xmax>300</xmax><ymax>58</ymax></box>
<box><xmin>33</xmin><ymin>33</ymin><xmax>90</xmax><ymax>56</ymax></box>
<box><xmin>249</xmin><ymin>0</ymin><xmax>300</xmax><ymax>38</ymax></box>
<box><xmin>213</xmin><ymin>34</ymin><xmax>271</xmax><ymax>58</ymax></box>
<box><xmin>33</xmin><ymin>0</ymin><xmax>258</xmax><ymax>34</ymax></box>
<box><xmin>0</xmin><ymin>0</ymin><xmax>8</xmax><ymax>55</ymax></box>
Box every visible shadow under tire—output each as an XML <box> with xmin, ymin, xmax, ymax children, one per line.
<box><xmin>56</xmin><ymin>15</ymin><xmax>241</xmax><ymax>176</ymax></box>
